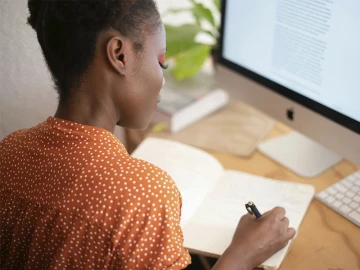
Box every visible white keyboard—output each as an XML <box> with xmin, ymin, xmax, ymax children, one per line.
<box><xmin>316</xmin><ymin>170</ymin><xmax>360</xmax><ymax>227</ymax></box>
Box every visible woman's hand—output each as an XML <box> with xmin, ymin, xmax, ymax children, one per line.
<box><xmin>212</xmin><ymin>207</ymin><xmax>296</xmax><ymax>270</ymax></box>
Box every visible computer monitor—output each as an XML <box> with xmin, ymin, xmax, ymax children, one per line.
<box><xmin>216</xmin><ymin>0</ymin><xmax>360</xmax><ymax>177</ymax></box>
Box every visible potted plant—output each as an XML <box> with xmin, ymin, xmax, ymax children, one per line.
<box><xmin>163</xmin><ymin>0</ymin><xmax>222</xmax><ymax>81</ymax></box>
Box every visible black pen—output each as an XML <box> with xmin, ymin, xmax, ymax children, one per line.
<box><xmin>245</xmin><ymin>201</ymin><xmax>262</xmax><ymax>218</ymax></box>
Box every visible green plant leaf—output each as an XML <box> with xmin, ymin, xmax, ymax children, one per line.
<box><xmin>165</xmin><ymin>24</ymin><xmax>202</xmax><ymax>58</ymax></box>
<box><xmin>192</xmin><ymin>3</ymin><xmax>216</xmax><ymax>29</ymax></box>
<box><xmin>162</xmin><ymin>7</ymin><xmax>190</xmax><ymax>17</ymax></box>
<box><xmin>171</xmin><ymin>43</ymin><xmax>211</xmax><ymax>80</ymax></box>
<box><xmin>203</xmin><ymin>29</ymin><xmax>216</xmax><ymax>39</ymax></box>
<box><xmin>194</xmin><ymin>15</ymin><xmax>202</xmax><ymax>27</ymax></box>
<box><xmin>214</xmin><ymin>0</ymin><xmax>222</xmax><ymax>11</ymax></box>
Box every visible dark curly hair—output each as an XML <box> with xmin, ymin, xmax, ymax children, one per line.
<box><xmin>27</xmin><ymin>0</ymin><xmax>161</xmax><ymax>101</ymax></box>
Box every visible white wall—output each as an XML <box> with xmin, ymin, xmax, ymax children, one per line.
<box><xmin>0</xmin><ymin>0</ymin><xmax>201</xmax><ymax>141</ymax></box>
<box><xmin>0</xmin><ymin>0</ymin><xmax>57</xmax><ymax>140</ymax></box>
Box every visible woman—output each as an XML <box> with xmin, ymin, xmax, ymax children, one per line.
<box><xmin>0</xmin><ymin>0</ymin><xmax>295</xmax><ymax>269</ymax></box>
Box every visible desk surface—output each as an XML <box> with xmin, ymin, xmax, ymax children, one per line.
<box><xmin>207</xmin><ymin>122</ymin><xmax>360</xmax><ymax>270</ymax></box>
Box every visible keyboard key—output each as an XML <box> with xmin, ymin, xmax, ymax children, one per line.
<box><xmin>340</xmin><ymin>205</ymin><xmax>352</xmax><ymax>214</ymax></box>
<box><xmin>335</xmin><ymin>193</ymin><xmax>344</xmax><ymax>200</ymax></box>
<box><xmin>342</xmin><ymin>197</ymin><xmax>352</xmax><ymax>204</ymax></box>
<box><xmin>349</xmin><ymin>211</ymin><xmax>360</xmax><ymax>224</ymax></box>
<box><xmin>353</xmin><ymin>186</ymin><xmax>360</xmax><ymax>193</ymax></box>
<box><xmin>325</xmin><ymin>196</ymin><xmax>335</xmax><ymax>204</ymax></box>
<box><xmin>332</xmin><ymin>200</ymin><xmax>342</xmax><ymax>208</ymax></box>
<box><xmin>342</xmin><ymin>180</ymin><xmax>352</xmax><ymax>188</ymax></box>
<box><xmin>346</xmin><ymin>191</ymin><xmax>355</xmax><ymax>198</ymax></box>
<box><xmin>349</xmin><ymin>202</ymin><xmax>359</xmax><ymax>209</ymax></box>
<box><xmin>317</xmin><ymin>191</ymin><xmax>329</xmax><ymax>200</ymax></box>
<box><xmin>355</xmin><ymin>181</ymin><xmax>360</xmax><ymax>187</ymax></box>
<box><xmin>348</xmin><ymin>175</ymin><xmax>357</xmax><ymax>182</ymax></box>
<box><xmin>327</xmin><ymin>187</ymin><xmax>337</xmax><ymax>195</ymax></box>
<box><xmin>334</xmin><ymin>184</ymin><xmax>347</xmax><ymax>193</ymax></box>
<box><xmin>353</xmin><ymin>196</ymin><xmax>360</xmax><ymax>203</ymax></box>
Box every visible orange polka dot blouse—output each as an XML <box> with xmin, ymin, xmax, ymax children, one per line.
<box><xmin>0</xmin><ymin>117</ymin><xmax>191</xmax><ymax>269</ymax></box>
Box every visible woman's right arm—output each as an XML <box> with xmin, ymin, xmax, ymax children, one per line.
<box><xmin>212</xmin><ymin>207</ymin><xmax>296</xmax><ymax>270</ymax></box>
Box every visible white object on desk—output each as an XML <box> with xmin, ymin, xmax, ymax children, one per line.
<box><xmin>316</xmin><ymin>170</ymin><xmax>360</xmax><ymax>227</ymax></box>
<box><xmin>132</xmin><ymin>138</ymin><xmax>315</xmax><ymax>270</ymax></box>
<box><xmin>258</xmin><ymin>132</ymin><xmax>342</xmax><ymax>178</ymax></box>
<box><xmin>153</xmin><ymin>87</ymin><xmax>229</xmax><ymax>133</ymax></box>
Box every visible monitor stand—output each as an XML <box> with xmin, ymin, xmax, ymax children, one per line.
<box><xmin>257</xmin><ymin>132</ymin><xmax>342</xmax><ymax>178</ymax></box>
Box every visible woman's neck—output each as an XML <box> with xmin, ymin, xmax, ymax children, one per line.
<box><xmin>55</xmin><ymin>91</ymin><xmax>118</xmax><ymax>134</ymax></box>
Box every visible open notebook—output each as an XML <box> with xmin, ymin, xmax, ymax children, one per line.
<box><xmin>132</xmin><ymin>138</ymin><xmax>315</xmax><ymax>270</ymax></box>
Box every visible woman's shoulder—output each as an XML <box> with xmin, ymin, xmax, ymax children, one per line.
<box><xmin>0</xmin><ymin>120</ymin><xmax>49</xmax><ymax>146</ymax></box>
<box><xmin>83</xmin><ymin>155</ymin><xmax>181</xmax><ymax>228</ymax></box>
<box><xmin>118</xmin><ymin>155</ymin><xmax>176</xmax><ymax>187</ymax></box>
<box><xmin>0</xmin><ymin>128</ymin><xmax>29</xmax><ymax>146</ymax></box>
<box><xmin>81</xmin><ymin>153</ymin><xmax>179</xmax><ymax>198</ymax></box>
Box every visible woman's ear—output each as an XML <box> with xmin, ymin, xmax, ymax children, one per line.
<box><xmin>107</xmin><ymin>36</ymin><xmax>127</xmax><ymax>76</ymax></box>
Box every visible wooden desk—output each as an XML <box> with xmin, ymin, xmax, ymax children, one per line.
<box><xmin>208</xmin><ymin>122</ymin><xmax>360</xmax><ymax>270</ymax></box>
<box><xmin>126</xmin><ymin>122</ymin><xmax>360</xmax><ymax>270</ymax></box>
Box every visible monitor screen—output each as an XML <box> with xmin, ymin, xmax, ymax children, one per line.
<box><xmin>221</xmin><ymin>0</ymin><xmax>360</xmax><ymax>130</ymax></box>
